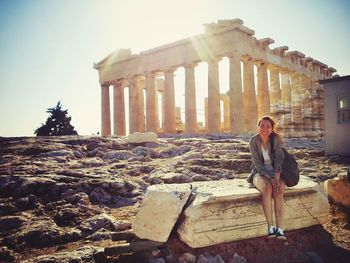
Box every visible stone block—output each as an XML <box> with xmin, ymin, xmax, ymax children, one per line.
<box><xmin>177</xmin><ymin>176</ymin><xmax>329</xmax><ymax>248</ymax></box>
<box><xmin>132</xmin><ymin>184</ymin><xmax>192</xmax><ymax>243</ymax></box>
<box><xmin>324</xmin><ymin>177</ymin><xmax>350</xmax><ymax>207</ymax></box>
<box><xmin>126</xmin><ymin>132</ymin><xmax>158</xmax><ymax>144</ymax></box>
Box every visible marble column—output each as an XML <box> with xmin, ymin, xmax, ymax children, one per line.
<box><xmin>159</xmin><ymin>89</ymin><xmax>165</xmax><ymax>130</ymax></box>
<box><xmin>101</xmin><ymin>84</ymin><xmax>111</xmax><ymax>136</ymax></box>
<box><xmin>314</xmin><ymin>80</ymin><xmax>324</xmax><ymax>132</ymax></box>
<box><xmin>145</xmin><ymin>72</ymin><xmax>157</xmax><ymax>132</ymax></box>
<box><xmin>242</xmin><ymin>58</ymin><xmax>258</xmax><ymax>133</ymax></box>
<box><xmin>207</xmin><ymin>59</ymin><xmax>221</xmax><ymax>133</ymax></box>
<box><xmin>299</xmin><ymin>74</ymin><xmax>308</xmax><ymax>133</ymax></box>
<box><xmin>221</xmin><ymin>94</ymin><xmax>230</xmax><ymax>132</ymax></box>
<box><xmin>256</xmin><ymin>61</ymin><xmax>270</xmax><ymax>118</ymax></box>
<box><xmin>290</xmin><ymin>73</ymin><xmax>302</xmax><ymax>135</ymax></box>
<box><xmin>304</xmin><ymin>76</ymin><xmax>313</xmax><ymax>135</ymax></box>
<box><xmin>164</xmin><ymin>69</ymin><xmax>176</xmax><ymax>133</ymax></box>
<box><xmin>113</xmin><ymin>81</ymin><xmax>126</xmax><ymax>136</ymax></box>
<box><xmin>155</xmin><ymin>78</ymin><xmax>163</xmax><ymax>131</ymax></box>
<box><xmin>310</xmin><ymin>78</ymin><xmax>319</xmax><ymax>131</ymax></box>
<box><xmin>137</xmin><ymin>79</ymin><xmax>145</xmax><ymax>132</ymax></box>
<box><xmin>175</xmin><ymin>107</ymin><xmax>183</xmax><ymax>131</ymax></box>
<box><xmin>268</xmin><ymin>65</ymin><xmax>282</xmax><ymax>124</ymax></box>
<box><xmin>204</xmin><ymin>97</ymin><xmax>208</xmax><ymax>131</ymax></box>
<box><xmin>228</xmin><ymin>52</ymin><xmax>244</xmax><ymax>134</ymax></box>
<box><xmin>185</xmin><ymin>64</ymin><xmax>197</xmax><ymax>133</ymax></box>
<box><xmin>129</xmin><ymin>76</ymin><xmax>143</xmax><ymax>134</ymax></box>
<box><xmin>280</xmin><ymin>71</ymin><xmax>292</xmax><ymax>134</ymax></box>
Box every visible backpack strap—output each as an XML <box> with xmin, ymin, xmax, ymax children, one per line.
<box><xmin>270</xmin><ymin>133</ymin><xmax>275</xmax><ymax>155</ymax></box>
<box><xmin>270</xmin><ymin>133</ymin><xmax>275</xmax><ymax>167</ymax></box>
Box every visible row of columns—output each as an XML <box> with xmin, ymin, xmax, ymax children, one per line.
<box><xmin>101</xmin><ymin>56</ymin><xmax>325</xmax><ymax>137</ymax></box>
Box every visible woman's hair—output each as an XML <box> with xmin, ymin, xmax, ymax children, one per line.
<box><xmin>257</xmin><ymin>116</ymin><xmax>278</xmax><ymax>136</ymax></box>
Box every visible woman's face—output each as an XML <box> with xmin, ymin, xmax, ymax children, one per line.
<box><xmin>259</xmin><ymin>119</ymin><xmax>273</xmax><ymax>138</ymax></box>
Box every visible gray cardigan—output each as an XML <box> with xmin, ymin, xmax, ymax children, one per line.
<box><xmin>247</xmin><ymin>133</ymin><xmax>284</xmax><ymax>183</ymax></box>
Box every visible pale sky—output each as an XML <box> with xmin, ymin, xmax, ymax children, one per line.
<box><xmin>0</xmin><ymin>0</ymin><xmax>349</xmax><ymax>137</ymax></box>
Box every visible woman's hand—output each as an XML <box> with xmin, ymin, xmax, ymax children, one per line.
<box><xmin>272</xmin><ymin>172</ymin><xmax>281</xmax><ymax>192</ymax></box>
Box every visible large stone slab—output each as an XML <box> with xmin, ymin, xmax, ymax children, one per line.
<box><xmin>126</xmin><ymin>132</ymin><xmax>158</xmax><ymax>144</ymax></box>
<box><xmin>177</xmin><ymin>176</ymin><xmax>329</xmax><ymax>248</ymax></box>
<box><xmin>132</xmin><ymin>183</ymin><xmax>192</xmax><ymax>242</ymax></box>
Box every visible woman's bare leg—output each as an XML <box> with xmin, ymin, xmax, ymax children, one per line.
<box><xmin>273</xmin><ymin>179</ymin><xmax>286</xmax><ymax>229</ymax></box>
<box><xmin>253</xmin><ymin>174</ymin><xmax>273</xmax><ymax>226</ymax></box>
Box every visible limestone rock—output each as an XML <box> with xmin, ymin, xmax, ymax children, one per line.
<box><xmin>127</xmin><ymin>132</ymin><xmax>158</xmax><ymax>144</ymax></box>
<box><xmin>132</xmin><ymin>146</ymin><xmax>159</xmax><ymax>158</ymax></box>
<box><xmin>103</xmin><ymin>150</ymin><xmax>136</xmax><ymax>160</ymax></box>
<box><xmin>0</xmin><ymin>216</ymin><xmax>26</xmax><ymax>232</ymax></box>
<box><xmin>161</xmin><ymin>172</ymin><xmax>192</xmax><ymax>184</ymax></box>
<box><xmin>177</xmin><ymin>177</ymin><xmax>329</xmax><ymax>248</ymax></box>
<box><xmin>112</xmin><ymin>220</ymin><xmax>131</xmax><ymax>232</ymax></box>
<box><xmin>0</xmin><ymin>246</ymin><xmax>15</xmax><ymax>263</ymax></box>
<box><xmin>178</xmin><ymin>252</ymin><xmax>196</xmax><ymax>263</ymax></box>
<box><xmin>27</xmin><ymin>246</ymin><xmax>103</xmax><ymax>263</ymax></box>
<box><xmin>159</xmin><ymin>145</ymin><xmax>192</xmax><ymax>158</ymax></box>
<box><xmin>230</xmin><ymin>253</ymin><xmax>247</xmax><ymax>263</ymax></box>
<box><xmin>324</xmin><ymin>177</ymin><xmax>350</xmax><ymax>207</ymax></box>
<box><xmin>132</xmin><ymin>184</ymin><xmax>192</xmax><ymax>242</ymax></box>
<box><xmin>83</xmin><ymin>213</ymin><xmax>116</xmax><ymax>232</ymax></box>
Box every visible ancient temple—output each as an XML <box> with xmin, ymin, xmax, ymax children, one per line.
<box><xmin>94</xmin><ymin>19</ymin><xmax>336</xmax><ymax>137</ymax></box>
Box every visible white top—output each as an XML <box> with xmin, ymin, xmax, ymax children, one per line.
<box><xmin>261</xmin><ymin>146</ymin><xmax>272</xmax><ymax>165</ymax></box>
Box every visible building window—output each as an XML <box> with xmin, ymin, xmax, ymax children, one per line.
<box><xmin>338</xmin><ymin>94</ymin><xmax>350</xmax><ymax>123</ymax></box>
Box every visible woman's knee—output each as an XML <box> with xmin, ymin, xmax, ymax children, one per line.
<box><xmin>273</xmin><ymin>186</ymin><xmax>285</xmax><ymax>199</ymax></box>
<box><xmin>253</xmin><ymin>175</ymin><xmax>272</xmax><ymax>195</ymax></box>
<box><xmin>262</xmin><ymin>183</ymin><xmax>273</xmax><ymax>195</ymax></box>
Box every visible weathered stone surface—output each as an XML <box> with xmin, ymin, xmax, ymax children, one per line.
<box><xmin>25</xmin><ymin>246</ymin><xmax>104</xmax><ymax>263</ymax></box>
<box><xmin>0</xmin><ymin>216</ymin><xmax>26</xmax><ymax>232</ymax></box>
<box><xmin>0</xmin><ymin>135</ymin><xmax>347</xmax><ymax>262</ymax></box>
<box><xmin>324</xmin><ymin>176</ymin><xmax>350</xmax><ymax>207</ymax></box>
<box><xmin>132</xmin><ymin>184</ymin><xmax>192</xmax><ymax>242</ymax></box>
<box><xmin>127</xmin><ymin>132</ymin><xmax>158</xmax><ymax>144</ymax></box>
<box><xmin>177</xmin><ymin>177</ymin><xmax>329</xmax><ymax>248</ymax></box>
<box><xmin>159</xmin><ymin>145</ymin><xmax>192</xmax><ymax>158</ymax></box>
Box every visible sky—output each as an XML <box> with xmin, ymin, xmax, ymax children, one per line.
<box><xmin>0</xmin><ymin>0</ymin><xmax>349</xmax><ymax>137</ymax></box>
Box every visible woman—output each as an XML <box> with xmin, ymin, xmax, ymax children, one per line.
<box><xmin>248</xmin><ymin>116</ymin><xmax>287</xmax><ymax>240</ymax></box>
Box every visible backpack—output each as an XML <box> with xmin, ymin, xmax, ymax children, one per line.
<box><xmin>271</xmin><ymin>135</ymin><xmax>300</xmax><ymax>187</ymax></box>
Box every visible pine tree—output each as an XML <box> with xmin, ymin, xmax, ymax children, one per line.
<box><xmin>35</xmin><ymin>102</ymin><xmax>78</xmax><ymax>136</ymax></box>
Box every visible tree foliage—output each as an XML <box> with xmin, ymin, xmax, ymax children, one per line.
<box><xmin>35</xmin><ymin>102</ymin><xmax>78</xmax><ymax>136</ymax></box>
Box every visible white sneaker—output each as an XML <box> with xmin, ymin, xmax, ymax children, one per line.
<box><xmin>276</xmin><ymin>228</ymin><xmax>287</xmax><ymax>240</ymax></box>
<box><xmin>268</xmin><ymin>225</ymin><xmax>276</xmax><ymax>238</ymax></box>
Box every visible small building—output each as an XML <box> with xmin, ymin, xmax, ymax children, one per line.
<box><xmin>320</xmin><ymin>75</ymin><xmax>350</xmax><ymax>156</ymax></box>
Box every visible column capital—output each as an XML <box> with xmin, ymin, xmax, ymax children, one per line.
<box><xmin>227</xmin><ymin>50</ymin><xmax>242</xmax><ymax>58</ymax></box>
<box><xmin>101</xmin><ymin>83</ymin><xmax>110</xmax><ymax>88</ymax></box>
<box><xmin>280</xmin><ymin>67</ymin><xmax>291</xmax><ymax>74</ymax></box>
<box><xmin>183</xmin><ymin>63</ymin><xmax>198</xmax><ymax>69</ymax></box>
<box><xmin>128</xmin><ymin>74</ymin><xmax>144</xmax><ymax>85</ymax></box>
<box><xmin>267</xmin><ymin>64</ymin><xmax>280</xmax><ymax>71</ymax></box>
<box><xmin>163</xmin><ymin>67</ymin><xmax>177</xmax><ymax>74</ymax></box>
<box><xmin>289</xmin><ymin>71</ymin><xmax>301</xmax><ymax>78</ymax></box>
<box><xmin>145</xmin><ymin>71</ymin><xmax>157</xmax><ymax>78</ymax></box>
<box><xmin>111</xmin><ymin>79</ymin><xmax>127</xmax><ymax>87</ymax></box>
<box><xmin>241</xmin><ymin>55</ymin><xmax>254</xmax><ymax>63</ymax></box>
<box><xmin>255</xmin><ymin>59</ymin><xmax>268</xmax><ymax>67</ymax></box>
<box><xmin>206</xmin><ymin>56</ymin><xmax>222</xmax><ymax>64</ymax></box>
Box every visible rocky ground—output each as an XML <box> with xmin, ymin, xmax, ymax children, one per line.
<box><xmin>0</xmin><ymin>135</ymin><xmax>349</xmax><ymax>263</ymax></box>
